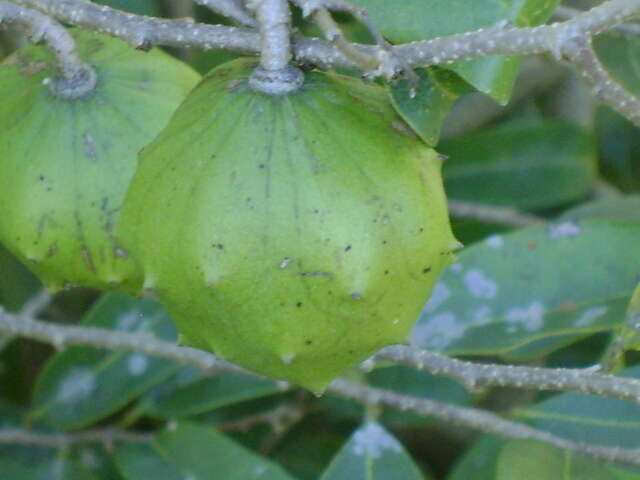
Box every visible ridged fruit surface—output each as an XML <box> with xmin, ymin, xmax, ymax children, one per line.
<box><xmin>120</xmin><ymin>58</ymin><xmax>457</xmax><ymax>392</ymax></box>
<box><xmin>0</xmin><ymin>29</ymin><xmax>200</xmax><ymax>292</ymax></box>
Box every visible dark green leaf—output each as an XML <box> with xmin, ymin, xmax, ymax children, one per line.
<box><xmin>350</xmin><ymin>0</ymin><xmax>560</xmax><ymax>103</ymax></box>
<box><xmin>138</xmin><ymin>367</ymin><xmax>283</xmax><ymax>418</ymax></box>
<box><xmin>390</xmin><ymin>68</ymin><xmax>470</xmax><ymax>146</ymax></box>
<box><xmin>30</xmin><ymin>293</ymin><xmax>179</xmax><ymax>430</ymax></box>
<box><xmin>0</xmin><ymin>444</ymin><xmax>120</xmax><ymax>480</ymax></box>
<box><xmin>514</xmin><ymin>366</ymin><xmax>640</xmax><ymax>448</ymax></box>
<box><xmin>0</xmin><ymin>246</ymin><xmax>41</xmax><ymax>313</ymax></box>
<box><xmin>319</xmin><ymin>422</ymin><xmax>429</xmax><ymax>480</ymax></box>
<box><xmin>448</xmin><ymin>435</ymin><xmax>504</xmax><ymax>480</ymax></box>
<box><xmin>596</xmin><ymin>107</ymin><xmax>640</xmax><ymax>193</ymax></box>
<box><xmin>496</xmin><ymin>440</ymin><xmax>631</xmax><ymax>480</ymax></box>
<box><xmin>368</xmin><ymin>366</ymin><xmax>472</xmax><ymax>428</ymax></box>
<box><xmin>441</xmin><ymin>121</ymin><xmax>597</xmax><ymax>209</ymax></box>
<box><xmin>114</xmin><ymin>422</ymin><xmax>294</xmax><ymax>480</ymax></box>
<box><xmin>560</xmin><ymin>196</ymin><xmax>640</xmax><ymax>222</ymax></box>
<box><xmin>412</xmin><ymin>220</ymin><xmax>640</xmax><ymax>359</ymax></box>
<box><xmin>93</xmin><ymin>0</ymin><xmax>160</xmax><ymax>16</ymax></box>
<box><xmin>594</xmin><ymin>34</ymin><xmax>640</xmax><ymax>98</ymax></box>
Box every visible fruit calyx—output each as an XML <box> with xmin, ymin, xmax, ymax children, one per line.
<box><xmin>248</xmin><ymin>64</ymin><xmax>304</xmax><ymax>95</ymax></box>
<box><xmin>47</xmin><ymin>63</ymin><xmax>97</xmax><ymax>100</ymax></box>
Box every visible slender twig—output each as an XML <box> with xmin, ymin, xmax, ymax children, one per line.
<box><xmin>448</xmin><ymin>199</ymin><xmax>543</xmax><ymax>228</ymax></box>
<box><xmin>0</xmin><ymin>307</ymin><xmax>249</xmax><ymax>376</ymax></box>
<box><xmin>600</xmin><ymin>283</ymin><xmax>640</xmax><ymax>372</ymax></box>
<box><xmin>19</xmin><ymin>288</ymin><xmax>52</xmax><ymax>318</ymax></box>
<box><xmin>0</xmin><ymin>428</ymin><xmax>151</xmax><ymax>448</ymax></box>
<box><xmin>8</xmin><ymin>0</ymin><xmax>637</xmax><ymax>67</ymax></box>
<box><xmin>376</xmin><ymin>345</ymin><xmax>640</xmax><ymax>405</ymax></box>
<box><xmin>292</xmin><ymin>0</ymin><xmax>407</xmax><ymax>80</ymax></box>
<box><xmin>0</xmin><ymin>1</ymin><xmax>83</xmax><ymax>79</ymax></box>
<box><xmin>11</xmin><ymin>0</ymin><xmax>639</xmax><ymax>124</ymax></box>
<box><xmin>557</xmin><ymin>30</ymin><xmax>640</xmax><ymax>126</ymax></box>
<box><xmin>217</xmin><ymin>403</ymin><xmax>304</xmax><ymax>433</ymax></box>
<box><xmin>554</xmin><ymin>5</ymin><xmax>640</xmax><ymax>36</ymax></box>
<box><xmin>4</xmin><ymin>310</ymin><xmax>640</xmax><ymax>466</ymax></box>
<box><xmin>4</xmin><ymin>310</ymin><xmax>640</xmax><ymax>408</ymax></box>
<box><xmin>247</xmin><ymin>0</ymin><xmax>292</xmax><ymax>71</ymax></box>
<box><xmin>329</xmin><ymin>378</ymin><xmax>640</xmax><ymax>468</ymax></box>
<box><xmin>305</xmin><ymin>4</ymin><xmax>377</xmax><ymax>73</ymax></box>
<box><xmin>196</xmin><ymin>0</ymin><xmax>257</xmax><ymax>27</ymax></box>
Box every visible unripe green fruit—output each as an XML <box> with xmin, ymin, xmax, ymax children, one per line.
<box><xmin>120</xmin><ymin>58</ymin><xmax>457</xmax><ymax>392</ymax></box>
<box><xmin>0</xmin><ymin>30</ymin><xmax>200</xmax><ymax>293</ymax></box>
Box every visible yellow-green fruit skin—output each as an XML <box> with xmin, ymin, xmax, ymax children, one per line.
<box><xmin>0</xmin><ymin>30</ymin><xmax>200</xmax><ymax>293</ymax></box>
<box><xmin>120</xmin><ymin>58</ymin><xmax>457</xmax><ymax>392</ymax></box>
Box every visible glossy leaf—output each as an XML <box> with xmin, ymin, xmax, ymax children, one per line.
<box><xmin>560</xmin><ymin>196</ymin><xmax>640</xmax><ymax>222</ymax></box>
<box><xmin>496</xmin><ymin>440</ymin><xmax>636</xmax><ymax>480</ymax></box>
<box><xmin>350</xmin><ymin>0</ymin><xmax>560</xmax><ymax>103</ymax></box>
<box><xmin>412</xmin><ymin>220</ymin><xmax>640</xmax><ymax>359</ymax></box>
<box><xmin>138</xmin><ymin>367</ymin><xmax>283</xmax><ymax>418</ymax></box>
<box><xmin>320</xmin><ymin>422</ymin><xmax>429</xmax><ymax>480</ymax></box>
<box><xmin>114</xmin><ymin>422</ymin><xmax>294</xmax><ymax>480</ymax></box>
<box><xmin>441</xmin><ymin>121</ymin><xmax>597</xmax><ymax>209</ymax></box>
<box><xmin>30</xmin><ymin>293</ymin><xmax>179</xmax><ymax>430</ymax></box>
<box><xmin>390</xmin><ymin>68</ymin><xmax>471</xmax><ymax>146</ymax></box>
<box><xmin>514</xmin><ymin>366</ymin><xmax>640</xmax><ymax>449</ymax></box>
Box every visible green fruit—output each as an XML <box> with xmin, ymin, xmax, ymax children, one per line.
<box><xmin>120</xmin><ymin>58</ymin><xmax>457</xmax><ymax>392</ymax></box>
<box><xmin>0</xmin><ymin>29</ymin><xmax>200</xmax><ymax>293</ymax></box>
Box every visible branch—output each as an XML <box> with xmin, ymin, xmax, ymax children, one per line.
<box><xmin>329</xmin><ymin>378</ymin><xmax>640</xmax><ymax>468</ymax></box>
<box><xmin>13</xmin><ymin>0</ymin><xmax>639</xmax><ymax>124</ymax></box>
<box><xmin>4</xmin><ymin>310</ymin><xmax>640</xmax><ymax>466</ymax></box>
<box><xmin>0</xmin><ymin>307</ymin><xmax>250</xmax><ymax>376</ymax></box>
<box><xmin>448</xmin><ymin>199</ymin><xmax>543</xmax><ymax>228</ymax></box>
<box><xmin>558</xmin><ymin>31</ymin><xmax>640</xmax><ymax>126</ymax></box>
<box><xmin>0</xmin><ymin>1</ymin><xmax>83</xmax><ymax>79</ymax></box>
<box><xmin>554</xmin><ymin>5</ymin><xmax>640</xmax><ymax>37</ymax></box>
<box><xmin>0</xmin><ymin>427</ymin><xmax>150</xmax><ymax>448</ymax></box>
<box><xmin>248</xmin><ymin>0</ymin><xmax>292</xmax><ymax>71</ymax></box>
<box><xmin>376</xmin><ymin>345</ymin><xmax>640</xmax><ymax>405</ymax></box>
<box><xmin>196</xmin><ymin>0</ymin><xmax>258</xmax><ymax>27</ymax></box>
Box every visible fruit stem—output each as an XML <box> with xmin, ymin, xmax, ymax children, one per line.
<box><xmin>247</xmin><ymin>0</ymin><xmax>304</xmax><ymax>95</ymax></box>
<box><xmin>47</xmin><ymin>64</ymin><xmax>98</xmax><ymax>100</ymax></box>
<box><xmin>0</xmin><ymin>2</ymin><xmax>95</xmax><ymax>94</ymax></box>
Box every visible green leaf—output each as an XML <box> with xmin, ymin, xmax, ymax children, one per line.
<box><xmin>389</xmin><ymin>68</ymin><xmax>470</xmax><ymax>146</ymax></box>
<box><xmin>0</xmin><ymin>445</ymin><xmax>121</xmax><ymax>480</ymax></box>
<box><xmin>319</xmin><ymin>422</ymin><xmax>429</xmax><ymax>480</ymax></box>
<box><xmin>350</xmin><ymin>0</ymin><xmax>560</xmax><ymax>103</ymax></box>
<box><xmin>594</xmin><ymin>34</ymin><xmax>640</xmax><ymax>99</ymax></box>
<box><xmin>560</xmin><ymin>196</ymin><xmax>640</xmax><ymax>222</ymax></box>
<box><xmin>441</xmin><ymin>121</ymin><xmax>597</xmax><ymax>209</ymax></box>
<box><xmin>0</xmin><ymin>246</ymin><xmax>41</xmax><ymax>313</ymax></box>
<box><xmin>138</xmin><ymin>367</ymin><xmax>283</xmax><ymax>418</ymax></box>
<box><xmin>30</xmin><ymin>293</ymin><xmax>179</xmax><ymax>430</ymax></box>
<box><xmin>596</xmin><ymin>107</ymin><xmax>640</xmax><ymax>193</ymax></box>
<box><xmin>496</xmin><ymin>440</ymin><xmax>631</xmax><ymax>480</ymax></box>
<box><xmin>93</xmin><ymin>0</ymin><xmax>160</xmax><ymax>16</ymax></box>
<box><xmin>114</xmin><ymin>422</ymin><xmax>294</xmax><ymax>480</ymax></box>
<box><xmin>412</xmin><ymin>220</ymin><xmax>640</xmax><ymax>359</ymax></box>
<box><xmin>514</xmin><ymin>366</ymin><xmax>640</xmax><ymax>449</ymax></box>
<box><xmin>368</xmin><ymin>366</ymin><xmax>472</xmax><ymax>428</ymax></box>
<box><xmin>448</xmin><ymin>435</ymin><xmax>504</xmax><ymax>480</ymax></box>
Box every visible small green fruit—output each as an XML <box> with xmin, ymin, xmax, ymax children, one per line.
<box><xmin>120</xmin><ymin>58</ymin><xmax>457</xmax><ymax>392</ymax></box>
<box><xmin>0</xmin><ymin>29</ymin><xmax>200</xmax><ymax>292</ymax></box>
